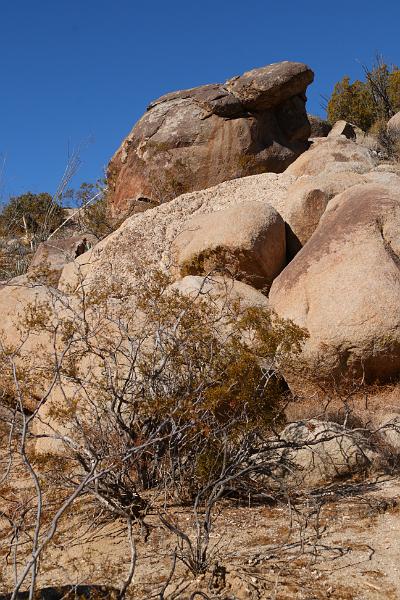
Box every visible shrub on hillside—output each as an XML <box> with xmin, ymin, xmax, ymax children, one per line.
<box><xmin>0</xmin><ymin>269</ymin><xmax>308</xmax><ymax>593</ymax></box>
<box><xmin>327</xmin><ymin>55</ymin><xmax>400</xmax><ymax>132</ymax></box>
<box><xmin>0</xmin><ymin>192</ymin><xmax>65</xmax><ymax>242</ymax></box>
<box><xmin>64</xmin><ymin>180</ymin><xmax>115</xmax><ymax>240</ymax></box>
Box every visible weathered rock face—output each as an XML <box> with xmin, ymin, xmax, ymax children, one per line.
<box><xmin>107</xmin><ymin>62</ymin><xmax>314</xmax><ymax>219</ymax></box>
<box><xmin>269</xmin><ymin>183</ymin><xmax>400</xmax><ymax>383</ymax></box>
<box><xmin>282</xmin><ymin>171</ymin><xmax>366</xmax><ymax>256</ymax></box>
<box><xmin>285</xmin><ymin>136</ymin><xmax>375</xmax><ymax>177</ymax></box>
<box><xmin>28</xmin><ymin>235</ymin><xmax>97</xmax><ymax>285</ymax></box>
<box><xmin>224</xmin><ymin>62</ymin><xmax>314</xmax><ymax>111</ymax></box>
<box><xmin>172</xmin><ymin>201</ymin><xmax>286</xmax><ymax>289</ymax></box>
<box><xmin>58</xmin><ymin>172</ymin><xmax>295</xmax><ymax>295</ymax></box>
<box><xmin>0</xmin><ymin>283</ymin><xmax>58</xmax><ymax>411</ymax></box>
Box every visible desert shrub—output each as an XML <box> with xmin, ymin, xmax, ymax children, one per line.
<box><xmin>0</xmin><ymin>191</ymin><xmax>65</xmax><ymax>279</ymax></box>
<box><xmin>327</xmin><ymin>77</ymin><xmax>374</xmax><ymax>131</ymax></box>
<box><xmin>327</xmin><ymin>56</ymin><xmax>400</xmax><ymax>132</ymax></box>
<box><xmin>370</xmin><ymin>117</ymin><xmax>400</xmax><ymax>160</ymax></box>
<box><xmin>0</xmin><ymin>192</ymin><xmax>65</xmax><ymax>242</ymax></box>
<box><xmin>81</xmin><ymin>195</ymin><xmax>113</xmax><ymax>238</ymax></box>
<box><xmin>0</xmin><ymin>269</ymin><xmax>308</xmax><ymax>593</ymax></box>
<box><xmin>29</xmin><ymin>270</ymin><xmax>306</xmax><ymax>498</ymax></box>
<box><xmin>0</xmin><ymin>238</ymin><xmax>32</xmax><ymax>280</ymax></box>
<box><xmin>64</xmin><ymin>180</ymin><xmax>115</xmax><ymax>240</ymax></box>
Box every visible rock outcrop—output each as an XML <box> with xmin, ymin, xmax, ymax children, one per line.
<box><xmin>269</xmin><ymin>183</ymin><xmax>400</xmax><ymax>382</ymax></box>
<box><xmin>172</xmin><ymin>201</ymin><xmax>286</xmax><ymax>289</ymax></box>
<box><xmin>107</xmin><ymin>62</ymin><xmax>314</xmax><ymax>219</ymax></box>
<box><xmin>286</xmin><ymin>135</ymin><xmax>375</xmax><ymax>177</ymax></box>
<box><xmin>28</xmin><ymin>235</ymin><xmax>97</xmax><ymax>285</ymax></box>
<box><xmin>58</xmin><ymin>172</ymin><xmax>295</xmax><ymax>295</ymax></box>
<box><xmin>282</xmin><ymin>171</ymin><xmax>365</xmax><ymax>255</ymax></box>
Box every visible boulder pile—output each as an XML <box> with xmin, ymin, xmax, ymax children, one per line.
<box><xmin>2</xmin><ymin>60</ymin><xmax>400</xmax><ymax>468</ymax></box>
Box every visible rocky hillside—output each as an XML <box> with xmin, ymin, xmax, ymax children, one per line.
<box><xmin>2</xmin><ymin>61</ymin><xmax>400</xmax><ymax>600</ymax></box>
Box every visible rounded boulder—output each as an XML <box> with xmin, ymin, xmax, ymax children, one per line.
<box><xmin>269</xmin><ymin>183</ymin><xmax>400</xmax><ymax>383</ymax></box>
<box><xmin>172</xmin><ymin>201</ymin><xmax>286</xmax><ymax>290</ymax></box>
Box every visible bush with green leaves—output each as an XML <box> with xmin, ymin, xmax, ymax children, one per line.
<box><xmin>0</xmin><ymin>191</ymin><xmax>65</xmax><ymax>241</ymax></box>
<box><xmin>327</xmin><ymin>56</ymin><xmax>400</xmax><ymax>131</ymax></box>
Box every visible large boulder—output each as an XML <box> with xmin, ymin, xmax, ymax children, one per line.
<box><xmin>269</xmin><ymin>183</ymin><xmax>400</xmax><ymax>383</ymax></box>
<box><xmin>328</xmin><ymin>120</ymin><xmax>357</xmax><ymax>140</ymax></box>
<box><xmin>172</xmin><ymin>201</ymin><xmax>286</xmax><ymax>289</ymax></box>
<box><xmin>107</xmin><ymin>62</ymin><xmax>314</xmax><ymax>219</ymax></box>
<box><xmin>58</xmin><ymin>172</ymin><xmax>295</xmax><ymax>295</ymax></box>
<box><xmin>224</xmin><ymin>61</ymin><xmax>313</xmax><ymax>110</ymax></box>
<box><xmin>278</xmin><ymin>420</ymin><xmax>376</xmax><ymax>487</ymax></box>
<box><xmin>285</xmin><ymin>136</ymin><xmax>375</xmax><ymax>178</ymax></box>
<box><xmin>282</xmin><ymin>171</ymin><xmax>365</xmax><ymax>255</ymax></box>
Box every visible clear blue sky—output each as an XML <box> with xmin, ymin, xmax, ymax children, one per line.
<box><xmin>1</xmin><ymin>0</ymin><xmax>399</xmax><ymax>201</ymax></box>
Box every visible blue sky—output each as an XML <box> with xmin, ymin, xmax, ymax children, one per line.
<box><xmin>1</xmin><ymin>0</ymin><xmax>399</xmax><ymax>201</ymax></box>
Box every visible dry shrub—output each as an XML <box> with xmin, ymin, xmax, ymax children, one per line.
<box><xmin>0</xmin><ymin>269</ymin><xmax>310</xmax><ymax>594</ymax></box>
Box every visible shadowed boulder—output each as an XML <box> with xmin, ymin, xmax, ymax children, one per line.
<box><xmin>107</xmin><ymin>62</ymin><xmax>314</xmax><ymax>219</ymax></box>
<box><xmin>308</xmin><ymin>114</ymin><xmax>332</xmax><ymax>137</ymax></box>
<box><xmin>28</xmin><ymin>235</ymin><xmax>97</xmax><ymax>285</ymax></box>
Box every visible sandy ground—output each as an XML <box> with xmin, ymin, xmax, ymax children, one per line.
<box><xmin>2</xmin><ymin>476</ymin><xmax>400</xmax><ymax>599</ymax></box>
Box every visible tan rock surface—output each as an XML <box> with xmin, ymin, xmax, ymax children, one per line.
<box><xmin>58</xmin><ymin>172</ymin><xmax>295</xmax><ymax>295</ymax></box>
<box><xmin>285</xmin><ymin>136</ymin><xmax>375</xmax><ymax>177</ymax></box>
<box><xmin>387</xmin><ymin>111</ymin><xmax>400</xmax><ymax>136</ymax></box>
<box><xmin>328</xmin><ymin>119</ymin><xmax>357</xmax><ymax>140</ymax></box>
<box><xmin>28</xmin><ymin>234</ymin><xmax>97</xmax><ymax>285</ymax></box>
<box><xmin>172</xmin><ymin>201</ymin><xmax>286</xmax><ymax>289</ymax></box>
<box><xmin>282</xmin><ymin>171</ymin><xmax>365</xmax><ymax>255</ymax></box>
<box><xmin>269</xmin><ymin>183</ymin><xmax>400</xmax><ymax>382</ymax></box>
<box><xmin>0</xmin><ymin>282</ymin><xmax>58</xmax><ymax>410</ymax></box>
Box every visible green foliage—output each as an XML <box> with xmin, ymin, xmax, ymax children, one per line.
<box><xmin>327</xmin><ymin>77</ymin><xmax>374</xmax><ymax>130</ymax></box>
<box><xmin>0</xmin><ymin>192</ymin><xmax>65</xmax><ymax>239</ymax></box>
<box><xmin>388</xmin><ymin>68</ymin><xmax>400</xmax><ymax>109</ymax></box>
<box><xmin>327</xmin><ymin>57</ymin><xmax>400</xmax><ymax>131</ymax></box>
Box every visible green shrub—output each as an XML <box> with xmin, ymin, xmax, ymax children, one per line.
<box><xmin>327</xmin><ymin>56</ymin><xmax>400</xmax><ymax>132</ymax></box>
<box><xmin>327</xmin><ymin>77</ymin><xmax>374</xmax><ymax>131</ymax></box>
<box><xmin>0</xmin><ymin>192</ymin><xmax>65</xmax><ymax>240</ymax></box>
